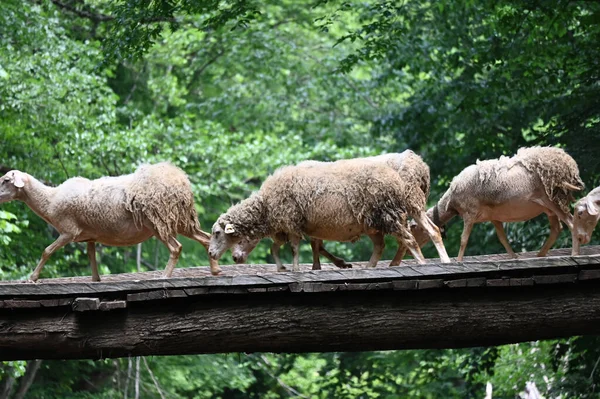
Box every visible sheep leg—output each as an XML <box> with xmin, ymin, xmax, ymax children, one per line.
<box><xmin>572</xmin><ymin>229</ymin><xmax>581</xmax><ymax>256</ymax></box>
<box><xmin>457</xmin><ymin>218</ymin><xmax>475</xmax><ymax>261</ymax></box>
<box><xmin>271</xmin><ymin>238</ymin><xmax>287</xmax><ymax>272</ymax></box>
<box><xmin>491</xmin><ymin>221</ymin><xmax>517</xmax><ymax>259</ymax></box>
<box><xmin>389</xmin><ymin>245</ymin><xmax>407</xmax><ymax>266</ymax></box>
<box><xmin>160</xmin><ymin>236</ymin><xmax>182</xmax><ymax>278</ymax></box>
<box><xmin>290</xmin><ymin>235</ymin><xmax>302</xmax><ymax>272</ymax></box>
<box><xmin>184</xmin><ymin>231</ymin><xmax>222</xmax><ymax>275</ymax></box>
<box><xmin>412</xmin><ymin>211</ymin><xmax>451</xmax><ymax>263</ymax></box>
<box><xmin>393</xmin><ymin>228</ymin><xmax>426</xmax><ymax>265</ymax></box>
<box><xmin>310</xmin><ymin>239</ymin><xmax>322</xmax><ymax>270</ymax></box>
<box><xmin>30</xmin><ymin>233</ymin><xmax>74</xmax><ymax>282</ymax></box>
<box><xmin>534</xmin><ymin>198</ymin><xmax>574</xmax><ymax>230</ymax></box>
<box><xmin>87</xmin><ymin>241</ymin><xmax>101</xmax><ymax>282</ymax></box>
<box><xmin>366</xmin><ymin>233</ymin><xmax>385</xmax><ymax>268</ymax></box>
<box><xmin>312</xmin><ymin>239</ymin><xmax>351</xmax><ymax>269</ymax></box>
<box><xmin>538</xmin><ymin>213</ymin><xmax>562</xmax><ymax>257</ymax></box>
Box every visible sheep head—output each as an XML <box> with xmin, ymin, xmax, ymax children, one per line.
<box><xmin>0</xmin><ymin>170</ymin><xmax>26</xmax><ymax>203</ymax></box>
<box><xmin>231</xmin><ymin>237</ymin><xmax>261</xmax><ymax>264</ymax></box>
<box><xmin>573</xmin><ymin>193</ymin><xmax>600</xmax><ymax>246</ymax></box>
<box><xmin>208</xmin><ymin>219</ymin><xmax>244</xmax><ymax>260</ymax></box>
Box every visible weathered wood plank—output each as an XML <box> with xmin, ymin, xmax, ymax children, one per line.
<box><xmin>579</xmin><ymin>269</ymin><xmax>600</xmax><ymax>281</ymax></box>
<box><xmin>533</xmin><ymin>274</ymin><xmax>578</xmax><ymax>285</ymax></box>
<box><xmin>1</xmin><ymin>300</ymin><xmax>42</xmax><ymax>309</ymax></box>
<box><xmin>72</xmin><ymin>298</ymin><xmax>100</xmax><ymax>312</ymax></box>
<box><xmin>99</xmin><ymin>301</ymin><xmax>127</xmax><ymax>311</ymax></box>
<box><xmin>417</xmin><ymin>279</ymin><xmax>444</xmax><ymax>290</ymax></box>
<box><xmin>486</xmin><ymin>278</ymin><xmax>510</xmax><ymax>287</ymax></box>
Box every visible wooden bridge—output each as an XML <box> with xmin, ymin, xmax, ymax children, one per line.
<box><xmin>1</xmin><ymin>246</ymin><xmax>600</xmax><ymax>361</ymax></box>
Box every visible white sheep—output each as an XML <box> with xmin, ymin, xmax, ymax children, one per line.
<box><xmin>572</xmin><ymin>186</ymin><xmax>600</xmax><ymax>255</ymax></box>
<box><xmin>208</xmin><ymin>161</ymin><xmax>431</xmax><ymax>271</ymax></box>
<box><xmin>405</xmin><ymin>146</ymin><xmax>584</xmax><ymax>261</ymax></box>
<box><xmin>230</xmin><ymin>151</ymin><xmax>450</xmax><ymax>269</ymax></box>
<box><xmin>0</xmin><ymin>163</ymin><xmax>220</xmax><ymax>281</ymax></box>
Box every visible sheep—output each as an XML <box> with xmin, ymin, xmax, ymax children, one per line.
<box><xmin>0</xmin><ymin>163</ymin><xmax>220</xmax><ymax>281</ymax></box>
<box><xmin>230</xmin><ymin>151</ymin><xmax>450</xmax><ymax>269</ymax></box>
<box><xmin>208</xmin><ymin>160</ymin><xmax>430</xmax><ymax>272</ymax></box>
<box><xmin>402</xmin><ymin>146</ymin><xmax>584</xmax><ymax>261</ymax></box>
<box><xmin>572</xmin><ymin>186</ymin><xmax>600</xmax><ymax>255</ymax></box>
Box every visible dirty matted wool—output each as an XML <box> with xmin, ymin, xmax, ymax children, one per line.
<box><xmin>125</xmin><ymin>162</ymin><xmax>202</xmax><ymax>241</ymax></box>
<box><xmin>515</xmin><ymin>146</ymin><xmax>584</xmax><ymax>213</ymax></box>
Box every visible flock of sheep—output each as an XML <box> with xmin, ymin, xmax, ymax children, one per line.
<box><xmin>0</xmin><ymin>146</ymin><xmax>598</xmax><ymax>282</ymax></box>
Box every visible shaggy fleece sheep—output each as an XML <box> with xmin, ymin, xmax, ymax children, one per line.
<box><xmin>0</xmin><ymin>162</ymin><xmax>219</xmax><ymax>281</ymax></box>
<box><xmin>209</xmin><ymin>161</ymin><xmax>427</xmax><ymax>271</ymax></box>
<box><xmin>230</xmin><ymin>151</ymin><xmax>449</xmax><ymax>269</ymax></box>
<box><xmin>406</xmin><ymin>146</ymin><xmax>584</xmax><ymax>261</ymax></box>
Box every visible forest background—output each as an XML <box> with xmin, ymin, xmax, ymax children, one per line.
<box><xmin>1</xmin><ymin>0</ymin><xmax>600</xmax><ymax>397</ymax></box>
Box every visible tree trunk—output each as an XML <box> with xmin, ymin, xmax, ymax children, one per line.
<box><xmin>134</xmin><ymin>357</ymin><xmax>140</xmax><ymax>399</ymax></box>
<box><xmin>12</xmin><ymin>360</ymin><xmax>42</xmax><ymax>399</ymax></box>
<box><xmin>0</xmin><ymin>364</ymin><xmax>15</xmax><ymax>399</ymax></box>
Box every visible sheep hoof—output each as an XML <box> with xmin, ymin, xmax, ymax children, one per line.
<box><xmin>277</xmin><ymin>266</ymin><xmax>288</xmax><ymax>272</ymax></box>
<box><xmin>210</xmin><ymin>268</ymin><xmax>222</xmax><ymax>276</ymax></box>
<box><xmin>335</xmin><ymin>262</ymin><xmax>352</xmax><ymax>269</ymax></box>
<box><xmin>26</xmin><ymin>279</ymin><xmax>40</xmax><ymax>284</ymax></box>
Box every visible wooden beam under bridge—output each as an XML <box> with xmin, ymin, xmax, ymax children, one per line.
<box><xmin>1</xmin><ymin>246</ymin><xmax>600</xmax><ymax>361</ymax></box>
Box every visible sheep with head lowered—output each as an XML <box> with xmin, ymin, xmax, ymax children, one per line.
<box><xmin>572</xmin><ymin>186</ymin><xmax>600</xmax><ymax>255</ymax></box>
<box><xmin>0</xmin><ymin>162</ymin><xmax>220</xmax><ymax>281</ymax></box>
<box><xmin>401</xmin><ymin>146</ymin><xmax>584</xmax><ymax>261</ymax></box>
<box><xmin>209</xmin><ymin>160</ymin><xmax>430</xmax><ymax>272</ymax></box>
<box><xmin>230</xmin><ymin>151</ymin><xmax>450</xmax><ymax>269</ymax></box>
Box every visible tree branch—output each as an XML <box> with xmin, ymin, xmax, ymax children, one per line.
<box><xmin>50</xmin><ymin>0</ymin><xmax>114</xmax><ymax>22</ymax></box>
<box><xmin>50</xmin><ymin>0</ymin><xmax>177</xmax><ymax>24</ymax></box>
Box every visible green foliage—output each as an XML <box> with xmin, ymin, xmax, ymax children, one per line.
<box><xmin>1</xmin><ymin>0</ymin><xmax>600</xmax><ymax>398</ymax></box>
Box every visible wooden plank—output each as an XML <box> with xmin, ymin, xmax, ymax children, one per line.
<box><xmin>72</xmin><ymin>298</ymin><xmax>99</xmax><ymax>312</ymax></box>
<box><xmin>392</xmin><ymin>280</ymin><xmax>419</xmax><ymax>290</ymax></box>
<box><xmin>533</xmin><ymin>274</ymin><xmax>577</xmax><ymax>285</ymax></box>
<box><xmin>417</xmin><ymin>279</ymin><xmax>444</xmax><ymax>290</ymax></box>
<box><xmin>510</xmin><ymin>278</ymin><xmax>535</xmax><ymax>286</ymax></box>
<box><xmin>445</xmin><ymin>279</ymin><xmax>467</xmax><ymax>288</ymax></box>
<box><xmin>267</xmin><ymin>286</ymin><xmax>289</xmax><ymax>293</ymax></box>
<box><xmin>99</xmin><ymin>301</ymin><xmax>127</xmax><ymax>311</ymax></box>
<box><xmin>247</xmin><ymin>287</ymin><xmax>267</xmax><ymax>293</ymax></box>
<box><xmin>41</xmin><ymin>298</ymin><xmax>73</xmax><ymax>307</ymax></box>
<box><xmin>445</xmin><ymin>278</ymin><xmax>486</xmax><ymax>288</ymax></box>
<box><xmin>184</xmin><ymin>288</ymin><xmax>209</xmax><ymax>296</ymax></box>
<box><xmin>1</xmin><ymin>300</ymin><xmax>42</xmax><ymax>309</ymax></box>
<box><xmin>487</xmin><ymin>278</ymin><xmax>510</xmax><ymax>287</ymax></box>
<box><xmin>579</xmin><ymin>270</ymin><xmax>600</xmax><ymax>281</ymax></box>
<box><xmin>466</xmin><ymin>277</ymin><xmax>487</xmax><ymax>287</ymax></box>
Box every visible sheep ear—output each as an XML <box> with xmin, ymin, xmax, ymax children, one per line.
<box><xmin>224</xmin><ymin>223</ymin><xmax>236</xmax><ymax>234</ymax></box>
<box><xmin>586</xmin><ymin>197</ymin><xmax>599</xmax><ymax>216</ymax></box>
<box><xmin>11</xmin><ymin>171</ymin><xmax>24</xmax><ymax>188</ymax></box>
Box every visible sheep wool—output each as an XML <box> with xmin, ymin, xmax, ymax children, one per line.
<box><xmin>515</xmin><ymin>146</ymin><xmax>584</xmax><ymax>214</ymax></box>
<box><xmin>124</xmin><ymin>162</ymin><xmax>202</xmax><ymax>241</ymax></box>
